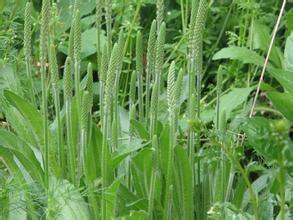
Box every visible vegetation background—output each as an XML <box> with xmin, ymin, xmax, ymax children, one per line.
<box><xmin>0</xmin><ymin>0</ymin><xmax>292</xmax><ymax>219</ymax></box>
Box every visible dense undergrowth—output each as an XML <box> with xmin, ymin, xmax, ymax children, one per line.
<box><xmin>0</xmin><ymin>0</ymin><xmax>292</xmax><ymax>219</ymax></box>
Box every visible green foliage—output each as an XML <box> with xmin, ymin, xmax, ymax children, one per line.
<box><xmin>0</xmin><ymin>0</ymin><xmax>292</xmax><ymax>219</ymax></box>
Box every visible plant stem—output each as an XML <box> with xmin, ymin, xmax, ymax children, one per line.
<box><xmin>148</xmin><ymin>135</ymin><xmax>158</xmax><ymax>220</ymax></box>
<box><xmin>53</xmin><ymin>88</ymin><xmax>64</xmax><ymax>176</ymax></box>
<box><xmin>65</xmin><ymin>100</ymin><xmax>77</xmax><ymax>185</ymax></box>
<box><xmin>40</xmin><ymin>0</ymin><xmax>50</xmax><ymax>189</ymax></box>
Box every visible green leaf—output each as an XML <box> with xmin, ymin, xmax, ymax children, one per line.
<box><xmin>112</xmin><ymin>138</ymin><xmax>148</xmax><ymax>169</ymax></box>
<box><xmin>267</xmin><ymin>91</ymin><xmax>293</xmax><ymax>122</ymax></box>
<box><xmin>130</xmin><ymin>119</ymin><xmax>149</xmax><ymax>140</ymax></box>
<box><xmin>242</xmin><ymin>174</ymin><xmax>270</xmax><ymax>209</ymax></box>
<box><xmin>4</xmin><ymin>90</ymin><xmax>47</xmax><ymax>149</ymax></box>
<box><xmin>48</xmin><ymin>178</ymin><xmax>90</xmax><ymax>219</ymax></box>
<box><xmin>3</xmin><ymin>90</ymin><xmax>59</xmax><ymax>174</ymax></box>
<box><xmin>0</xmin><ymin>129</ymin><xmax>44</xmax><ymax>183</ymax></box>
<box><xmin>219</xmin><ymin>87</ymin><xmax>252</xmax><ymax>119</ymax></box>
<box><xmin>284</xmin><ymin>33</ymin><xmax>293</xmax><ymax>72</ymax></box>
<box><xmin>81</xmin><ymin>28</ymin><xmax>105</xmax><ymax>59</ymax></box>
<box><xmin>58</xmin><ymin>0</ymin><xmax>96</xmax><ymax>32</ymax></box>
<box><xmin>174</xmin><ymin>146</ymin><xmax>193</xmax><ymax>220</ymax></box>
<box><xmin>250</xmin><ymin>21</ymin><xmax>282</xmax><ymax>68</ymax></box>
<box><xmin>242</xmin><ymin>117</ymin><xmax>280</xmax><ymax>161</ymax></box>
<box><xmin>0</xmin><ymin>65</ymin><xmax>20</xmax><ymax>93</ymax></box>
<box><xmin>213</xmin><ymin>46</ymin><xmax>265</xmax><ymax>66</ymax></box>
<box><xmin>0</xmin><ymin>147</ymin><xmax>24</xmax><ymax>180</ymax></box>
<box><xmin>267</xmin><ymin>67</ymin><xmax>293</xmax><ymax>94</ymax></box>
<box><xmin>131</xmin><ymin>148</ymin><xmax>152</xmax><ymax>198</ymax></box>
<box><xmin>117</xmin><ymin>184</ymin><xmax>148</xmax><ymax>216</ymax></box>
<box><xmin>105</xmin><ymin>179</ymin><xmax>121</xmax><ymax>219</ymax></box>
<box><xmin>126</xmin><ymin>210</ymin><xmax>148</xmax><ymax>220</ymax></box>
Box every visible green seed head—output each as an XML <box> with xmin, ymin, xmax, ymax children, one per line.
<box><xmin>147</xmin><ymin>20</ymin><xmax>157</xmax><ymax>80</ymax></box>
<box><xmin>86</xmin><ymin>62</ymin><xmax>93</xmax><ymax>106</ymax></box>
<box><xmin>116</xmin><ymin>29</ymin><xmax>125</xmax><ymax>74</ymax></box>
<box><xmin>167</xmin><ymin>61</ymin><xmax>176</xmax><ymax>116</ymax></box>
<box><xmin>155</xmin><ymin>22</ymin><xmax>166</xmax><ymax>82</ymax></box>
<box><xmin>40</xmin><ymin>0</ymin><xmax>50</xmax><ymax>62</ymax></box>
<box><xmin>136</xmin><ymin>31</ymin><xmax>143</xmax><ymax>77</ymax></box>
<box><xmin>49</xmin><ymin>44</ymin><xmax>59</xmax><ymax>86</ymax></box>
<box><xmin>81</xmin><ymin>91</ymin><xmax>90</xmax><ymax>129</ymax></box>
<box><xmin>63</xmin><ymin>57</ymin><xmax>73</xmax><ymax>100</ymax></box>
<box><xmin>74</xmin><ymin>0</ymin><xmax>80</xmax><ymax>11</ymax></box>
<box><xmin>101</xmin><ymin>44</ymin><xmax>109</xmax><ymax>82</ymax></box>
<box><xmin>129</xmin><ymin>71</ymin><xmax>137</xmax><ymax>103</ymax></box>
<box><xmin>104</xmin><ymin>44</ymin><xmax>120</xmax><ymax>108</ymax></box>
<box><xmin>73</xmin><ymin>9</ymin><xmax>81</xmax><ymax>63</ymax></box>
<box><xmin>24</xmin><ymin>2</ymin><xmax>32</xmax><ymax>62</ymax></box>
<box><xmin>156</xmin><ymin>0</ymin><xmax>164</xmax><ymax>29</ymax></box>
<box><xmin>96</xmin><ymin>0</ymin><xmax>103</xmax><ymax>24</ymax></box>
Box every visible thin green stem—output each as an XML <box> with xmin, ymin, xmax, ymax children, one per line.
<box><xmin>53</xmin><ymin>88</ymin><xmax>64</xmax><ymax>176</ymax></box>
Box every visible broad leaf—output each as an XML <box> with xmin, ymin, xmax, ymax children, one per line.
<box><xmin>219</xmin><ymin>87</ymin><xmax>252</xmax><ymax>119</ymax></box>
<box><xmin>284</xmin><ymin>33</ymin><xmax>293</xmax><ymax>72</ymax></box>
<box><xmin>242</xmin><ymin>117</ymin><xmax>280</xmax><ymax>161</ymax></box>
<box><xmin>267</xmin><ymin>67</ymin><xmax>293</xmax><ymax>95</ymax></box>
<box><xmin>213</xmin><ymin>46</ymin><xmax>264</xmax><ymax>66</ymax></box>
<box><xmin>131</xmin><ymin>148</ymin><xmax>152</xmax><ymax>198</ymax></box>
<box><xmin>250</xmin><ymin>21</ymin><xmax>282</xmax><ymax>68</ymax></box>
<box><xmin>267</xmin><ymin>91</ymin><xmax>293</xmax><ymax>122</ymax></box>
<box><xmin>105</xmin><ymin>179</ymin><xmax>121</xmax><ymax>219</ymax></box>
<box><xmin>48</xmin><ymin>178</ymin><xmax>90</xmax><ymax>219</ymax></box>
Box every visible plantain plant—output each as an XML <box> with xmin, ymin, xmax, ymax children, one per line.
<box><xmin>0</xmin><ymin>0</ymin><xmax>291</xmax><ymax>219</ymax></box>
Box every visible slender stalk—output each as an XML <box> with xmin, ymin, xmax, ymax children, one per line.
<box><xmin>136</xmin><ymin>31</ymin><xmax>144</xmax><ymax>122</ymax></box>
<box><xmin>113</xmin><ymin>30</ymin><xmax>124</xmax><ymax>153</ymax></box>
<box><xmin>279</xmin><ymin>159</ymin><xmax>286</xmax><ymax>220</ymax></box>
<box><xmin>96</xmin><ymin>0</ymin><xmax>103</xmax><ymax>73</ymax></box>
<box><xmin>63</xmin><ymin>57</ymin><xmax>77</xmax><ymax>185</ymax></box>
<box><xmin>86</xmin><ymin>62</ymin><xmax>94</xmax><ymax>130</ymax></box>
<box><xmin>24</xmin><ymin>2</ymin><xmax>36</xmax><ymax>106</ymax></box>
<box><xmin>148</xmin><ymin>135</ymin><xmax>158</xmax><ymax>220</ymax></box>
<box><xmin>49</xmin><ymin>44</ymin><xmax>64</xmax><ymax>176</ymax></box>
<box><xmin>216</xmin><ymin>66</ymin><xmax>223</xmax><ymax>130</ymax></box>
<box><xmin>221</xmin><ymin>144</ymin><xmax>259</xmax><ymax>220</ymax></box>
<box><xmin>73</xmin><ymin>9</ymin><xmax>81</xmax><ymax>122</ymax></box>
<box><xmin>155</xmin><ymin>22</ymin><xmax>166</xmax><ymax>94</ymax></box>
<box><xmin>180</xmin><ymin>0</ymin><xmax>186</xmax><ymax>33</ymax></box>
<box><xmin>249</xmin><ymin>0</ymin><xmax>287</xmax><ymax>118</ymax></box>
<box><xmin>189</xmin><ymin>1</ymin><xmax>209</xmax><ymax>219</ymax></box>
<box><xmin>79</xmin><ymin>91</ymin><xmax>90</xmax><ymax>181</ymax></box>
<box><xmin>150</xmin><ymin>81</ymin><xmax>158</xmax><ymax>137</ymax></box>
<box><xmin>100</xmin><ymin>45</ymin><xmax>109</xmax><ymax>125</ymax></box>
<box><xmin>105</xmin><ymin>0</ymin><xmax>112</xmax><ymax>53</ymax></box>
<box><xmin>187</xmin><ymin>1</ymin><xmax>198</xmax><ymax>187</ymax></box>
<box><xmin>40</xmin><ymin>0</ymin><xmax>50</xmax><ymax>188</ymax></box>
<box><xmin>163</xmin><ymin>61</ymin><xmax>177</xmax><ymax>219</ymax></box>
<box><xmin>145</xmin><ymin>20</ymin><xmax>157</xmax><ymax>127</ymax></box>
<box><xmin>122</xmin><ymin>1</ymin><xmax>142</xmax><ymax>56</ymax></box>
<box><xmin>101</xmin><ymin>44</ymin><xmax>120</xmax><ymax>220</ymax></box>
<box><xmin>127</xmin><ymin>104</ymin><xmax>136</xmax><ymax>189</ymax></box>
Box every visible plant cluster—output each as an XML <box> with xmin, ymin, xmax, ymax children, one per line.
<box><xmin>0</xmin><ymin>0</ymin><xmax>292</xmax><ymax>219</ymax></box>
